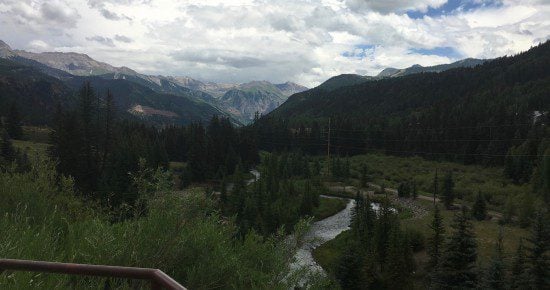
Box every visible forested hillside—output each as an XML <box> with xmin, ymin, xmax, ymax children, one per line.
<box><xmin>257</xmin><ymin>41</ymin><xmax>550</xmax><ymax>201</ymax></box>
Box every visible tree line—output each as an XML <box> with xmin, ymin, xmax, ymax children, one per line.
<box><xmin>48</xmin><ymin>82</ymin><xmax>259</xmax><ymax>208</ymax></box>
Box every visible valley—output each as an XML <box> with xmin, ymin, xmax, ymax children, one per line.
<box><xmin>0</xmin><ymin>20</ymin><xmax>548</xmax><ymax>290</ymax></box>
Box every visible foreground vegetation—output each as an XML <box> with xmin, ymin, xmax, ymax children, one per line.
<box><xmin>0</xmin><ymin>156</ymin><xmax>325</xmax><ymax>289</ymax></box>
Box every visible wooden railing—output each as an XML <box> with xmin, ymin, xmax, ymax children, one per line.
<box><xmin>0</xmin><ymin>258</ymin><xmax>186</xmax><ymax>290</ymax></box>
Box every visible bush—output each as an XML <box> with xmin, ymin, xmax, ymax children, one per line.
<box><xmin>0</xmin><ymin>156</ymin><xmax>304</xmax><ymax>289</ymax></box>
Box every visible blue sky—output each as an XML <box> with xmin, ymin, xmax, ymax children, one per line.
<box><xmin>0</xmin><ymin>0</ymin><xmax>548</xmax><ymax>86</ymax></box>
<box><xmin>407</xmin><ymin>0</ymin><xmax>503</xmax><ymax>19</ymax></box>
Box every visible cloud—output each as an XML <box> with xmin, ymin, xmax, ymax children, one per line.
<box><xmin>0</xmin><ymin>0</ymin><xmax>549</xmax><ymax>87</ymax></box>
<box><xmin>114</xmin><ymin>34</ymin><xmax>133</xmax><ymax>43</ymax></box>
<box><xmin>87</xmin><ymin>0</ymin><xmax>136</xmax><ymax>21</ymax></box>
<box><xmin>98</xmin><ymin>8</ymin><xmax>132</xmax><ymax>21</ymax></box>
<box><xmin>1</xmin><ymin>0</ymin><xmax>80</xmax><ymax>28</ymax></box>
<box><xmin>86</xmin><ymin>35</ymin><xmax>115</xmax><ymax>47</ymax></box>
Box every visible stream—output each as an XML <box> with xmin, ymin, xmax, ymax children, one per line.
<box><xmin>291</xmin><ymin>195</ymin><xmax>356</xmax><ymax>274</ymax></box>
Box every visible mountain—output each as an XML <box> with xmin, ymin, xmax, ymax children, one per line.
<box><xmin>63</xmin><ymin>75</ymin><xmax>235</xmax><ymax>125</ymax></box>
<box><xmin>377</xmin><ymin>58</ymin><xmax>486</xmax><ymax>78</ymax></box>
<box><xmin>0</xmin><ymin>40</ymin><xmax>307</xmax><ymax>122</ymax></box>
<box><xmin>275</xmin><ymin>82</ymin><xmax>308</xmax><ymax>96</ymax></box>
<box><xmin>317</xmin><ymin>74</ymin><xmax>374</xmax><ymax>91</ymax></box>
<box><xmin>0</xmin><ymin>56</ymin><xmax>236</xmax><ymax>126</ymax></box>
<box><xmin>267</xmin><ymin>44</ymin><xmax>548</xmax><ymax>121</ymax></box>
<box><xmin>220</xmin><ymin>81</ymin><xmax>290</xmax><ymax>123</ymax></box>
<box><xmin>0</xmin><ymin>58</ymin><xmax>72</xmax><ymax>124</ymax></box>
<box><xmin>314</xmin><ymin>58</ymin><xmax>487</xmax><ymax>92</ymax></box>
<box><xmin>258</xmin><ymin>41</ymin><xmax>549</xmax><ymax>163</ymax></box>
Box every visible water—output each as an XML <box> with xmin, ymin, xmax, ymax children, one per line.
<box><xmin>291</xmin><ymin>196</ymin><xmax>355</xmax><ymax>275</ymax></box>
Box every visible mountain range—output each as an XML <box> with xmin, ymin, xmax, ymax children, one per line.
<box><xmin>261</xmin><ymin>41</ymin><xmax>549</xmax><ymax>129</ymax></box>
<box><xmin>0</xmin><ymin>38</ymin><xmax>505</xmax><ymax>127</ymax></box>
<box><xmin>0</xmin><ymin>40</ymin><xmax>307</xmax><ymax>125</ymax></box>
<box><xmin>316</xmin><ymin>58</ymin><xmax>486</xmax><ymax>92</ymax></box>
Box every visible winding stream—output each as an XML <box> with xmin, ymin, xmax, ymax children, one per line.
<box><xmin>291</xmin><ymin>195</ymin><xmax>355</xmax><ymax>274</ymax></box>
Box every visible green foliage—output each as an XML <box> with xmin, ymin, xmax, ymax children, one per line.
<box><xmin>526</xmin><ymin>211</ymin><xmax>549</xmax><ymax>289</ymax></box>
<box><xmin>335</xmin><ymin>197</ymin><xmax>415</xmax><ymax>289</ymax></box>
<box><xmin>0</xmin><ymin>157</ymin><xmax>300</xmax><ymax>289</ymax></box>
<box><xmin>259</xmin><ymin>42</ymin><xmax>550</xmax><ymax>178</ymax></box>
<box><xmin>510</xmin><ymin>239</ymin><xmax>529</xmax><ymax>289</ymax></box>
<box><xmin>472</xmin><ymin>191</ymin><xmax>488</xmax><ymax>221</ymax></box>
<box><xmin>228</xmin><ymin>153</ymin><xmax>322</xmax><ymax>236</ymax></box>
<box><xmin>482</xmin><ymin>229</ymin><xmax>506</xmax><ymax>290</ymax></box>
<box><xmin>5</xmin><ymin>101</ymin><xmax>23</xmax><ymax>139</ymax></box>
<box><xmin>432</xmin><ymin>207</ymin><xmax>478</xmax><ymax>289</ymax></box>
<box><xmin>427</xmin><ymin>205</ymin><xmax>445</xmax><ymax>269</ymax></box>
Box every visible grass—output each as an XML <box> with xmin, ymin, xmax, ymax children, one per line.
<box><xmin>403</xmin><ymin>199</ymin><xmax>529</xmax><ymax>263</ymax></box>
<box><xmin>313</xmin><ymin>230</ymin><xmax>352</xmax><ymax>276</ymax></box>
<box><xmin>312</xmin><ymin>197</ymin><xmax>348</xmax><ymax>221</ymax></box>
<box><xmin>12</xmin><ymin>139</ymin><xmax>50</xmax><ymax>156</ymax></box>
<box><xmin>22</xmin><ymin>126</ymin><xmax>51</xmax><ymax>143</ymax></box>
<box><xmin>343</xmin><ymin>153</ymin><xmax>530</xmax><ymax>210</ymax></box>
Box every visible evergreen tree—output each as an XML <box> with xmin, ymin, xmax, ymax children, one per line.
<box><xmin>398</xmin><ymin>181</ymin><xmax>410</xmax><ymax>197</ymax></box>
<box><xmin>5</xmin><ymin>101</ymin><xmax>22</xmax><ymax>139</ymax></box>
<box><xmin>442</xmin><ymin>171</ymin><xmax>455</xmax><ymax>209</ymax></box>
<box><xmin>510</xmin><ymin>239</ymin><xmax>529</xmax><ymax>289</ymax></box>
<box><xmin>483</xmin><ymin>229</ymin><xmax>506</xmax><ymax>290</ymax></box>
<box><xmin>472</xmin><ymin>191</ymin><xmax>487</xmax><ymax>221</ymax></box>
<box><xmin>433</xmin><ymin>207</ymin><xmax>478</xmax><ymax>289</ymax></box>
<box><xmin>384</xmin><ymin>227</ymin><xmax>414</xmax><ymax>289</ymax></box>
<box><xmin>428</xmin><ymin>205</ymin><xmax>445</xmax><ymax>269</ymax></box>
<box><xmin>526</xmin><ymin>211</ymin><xmax>549</xmax><ymax>289</ymax></box>
<box><xmin>335</xmin><ymin>243</ymin><xmax>364</xmax><ymax>290</ymax></box>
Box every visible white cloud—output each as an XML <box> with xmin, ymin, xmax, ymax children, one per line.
<box><xmin>0</xmin><ymin>0</ymin><xmax>548</xmax><ymax>87</ymax></box>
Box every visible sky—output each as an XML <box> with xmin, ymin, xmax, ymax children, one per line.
<box><xmin>0</xmin><ymin>0</ymin><xmax>549</xmax><ymax>87</ymax></box>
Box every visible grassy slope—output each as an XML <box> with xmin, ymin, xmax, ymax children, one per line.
<box><xmin>312</xmin><ymin>197</ymin><xmax>348</xmax><ymax>221</ymax></box>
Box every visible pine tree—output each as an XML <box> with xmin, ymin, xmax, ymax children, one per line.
<box><xmin>483</xmin><ymin>228</ymin><xmax>506</xmax><ymax>290</ymax></box>
<box><xmin>510</xmin><ymin>239</ymin><xmax>529</xmax><ymax>289</ymax></box>
<box><xmin>335</xmin><ymin>242</ymin><xmax>364</xmax><ymax>290</ymax></box>
<box><xmin>442</xmin><ymin>171</ymin><xmax>455</xmax><ymax>209</ymax></box>
<box><xmin>433</xmin><ymin>207</ymin><xmax>478</xmax><ymax>289</ymax></box>
<box><xmin>428</xmin><ymin>205</ymin><xmax>445</xmax><ymax>269</ymax></box>
<box><xmin>472</xmin><ymin>191</ymin><xmax>487</xmax><ymax>221</ymax></box>
<box><xmin>526</xmin><ymin>211</ymin><xmax>549</xmax><ymax>289</ymax></box>
<box><xmin>5</xmin><ymin>101</ymin><xmax>22</xmax><ymax>139</ymax></box>
<box><xmin>385</xmin><ymin>227</ymin><xmax>414</xmax><ymax>289</ymax></box>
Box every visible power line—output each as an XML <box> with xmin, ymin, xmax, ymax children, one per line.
<box><xmin>259</xmin><ymin>140</ymin><xmax>549</xmax><ymax>158</ymax></box>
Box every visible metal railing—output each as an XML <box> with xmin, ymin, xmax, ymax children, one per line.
<box><xmin>0</xmin><ymin>258</ymin><xmax>186</xmax><ymax>290</ymax></box>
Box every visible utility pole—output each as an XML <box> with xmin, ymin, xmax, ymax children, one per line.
<box><xmin>433</xmin><ymin>169</ymin><xmax>438</xmax><ymax>205</ymax></box>
<box><xmin>326</xmin><ymin>117</ymin><xmax>331</xmax><ymax>177</ymax></box>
